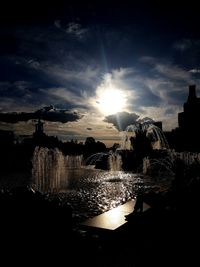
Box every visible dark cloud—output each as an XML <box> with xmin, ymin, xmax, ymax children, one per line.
<box><xmin>0</xmin><ymin>106</ymin><xmax>83</xmax><ymax>123</ymax></box>
<box><xmin>86</xmin><ymin>128</ymin><xmax>92</xmax><ymax>131</ymax></box>
<box><xmin>104</xmin><ymin>112</ymin><xmax>139</xmax><ymax>131</ymax></box>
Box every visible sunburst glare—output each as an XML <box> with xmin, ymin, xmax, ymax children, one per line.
<box><xmin>96</xmin><ymin>86</ymin><xmax>127</xmax><ymax>115</ymax></box>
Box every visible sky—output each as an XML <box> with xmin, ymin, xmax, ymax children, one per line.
<box><xmin>1</xmin><ymin>1</ymin><xmax>200</xmax><ymax>146</ymax></box>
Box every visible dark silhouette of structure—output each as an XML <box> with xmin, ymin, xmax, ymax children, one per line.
<box><xmin>34</xmin><ymin>118</ymin><xmax>44</xmax><ymax>135</ymax></box>
<box><xmin>178</xmin><ymin>85</ymin><xmax>200</xmax><ymax>130</ymax></box>
<box><xmin>33</xmin><ymin>118</ymin><xmax>46</xmax><ymax>140</ymax></box>
<box><xmin>165</xmin><ymin>85</ymin><xmax>200</xmax><ymax>152</ymax></box>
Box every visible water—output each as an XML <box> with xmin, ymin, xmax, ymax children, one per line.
<box><xmin>108</xmin><ymin>153</ymin><xmax>122</xmax><ymax>171</ymax></box>
<box><xmin>32</xmin><ymin>147</ymin><xmax>65</xmax><ymax>193</ymax></box>
<box><xmin>84</xmin><ymin>152</ymin><xmax>108</xmax><ymax>165</ymax></box>
<box><xmin>121</xmin><ymin>121</ymin><xmax>169</xmax><ymax>150</ymax></box>
<box><xmin>32</xmin><ymin>147</ymin><xmax>171</xmax><ymax>223</ymax></box>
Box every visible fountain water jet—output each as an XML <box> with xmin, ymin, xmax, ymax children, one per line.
<box><xmin>32</xmin><ymin>146</ymin><xmax>83</xmax><ymax>193</ymax></box>
<box><xmin>121</xmin><ymin>121</ymin><xmax>169</xmax><ymax>151</ymax></box>
<box><xmin>108</xmin><ymin>153</ymin><xmax>122</xmax><ymax>171</ymax></box>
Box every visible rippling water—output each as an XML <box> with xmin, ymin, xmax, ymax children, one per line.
<box><xmin>32</xmin><ymin>167</ymin><xmax>172</xmax><ymax>223</ymax></box>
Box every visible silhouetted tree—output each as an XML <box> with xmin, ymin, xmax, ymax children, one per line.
<box><xmin>111</xmin><ymin>143</ymin><xmax>120</xmax><ymax>152</ymax></box>
<box><xmin>85</xmin><ymin>137</ymin><xmax>96</xmax><ymax>146</ymax></box>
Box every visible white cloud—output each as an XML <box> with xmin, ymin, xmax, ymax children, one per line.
<box><xmin>44</xmin><ymin>87</ymin><xmax>87</xmax><ymax>108</ymax></box>
<box><xmin>2</xmin><ymin>55</ymin><xmax>199</xmax><ymax>140</ymax></box>
<box><xmin>62</xmin><ymin>113</ymin><xmax>120</xmax><ymax>142</ymax></box>
<box><xmin>154</xmin><ymin>63</ymin><xmax>192</xmax><ymax>81</ymax></box>
<box><xmin>139</xmin><ymin>105</ymin><xmax>182</xmax><ymax>130</ymax></box>
<box><xmin>54</xmin><ymin>20</ymin><xmax>88</xmax><ymax>39</ymax></box>
<box><xmin>189</xmin><ymin>69</ymin><xmax>200</xmax><ymax>73</ymax></box>
<box><xmin>27</xmin><ymin>59</ymin><xmax>40</xmax><ymax>69</ymax></box>
<box><xmin>90</xmin><ymin>60</ymin><xmax>200</xmax><ymax>130</ymax></box>
<box><xmin>33</xmin><ymin>111</ymin><xmax>121</xmax><ymax>145</ymax></box>
<box><xmin>30</xmin><ymin>60</ymin><xmax>100</xmax><ymax>89</ymax></box>
<box><xmin>66</xmin><ymin>22</ymin><xmax>88</xmax><ymax>38</ymax></box>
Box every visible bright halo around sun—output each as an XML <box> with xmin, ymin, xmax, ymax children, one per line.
<box><xmin>97</xmin><ymin>87</ymin><xmax>126</xmax><ymax>115</ymax></box>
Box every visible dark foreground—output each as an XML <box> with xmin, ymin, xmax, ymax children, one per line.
<box><xmin>1</xmin><ymin>185</ymin><xmax>200</xmax><ymax>267</ymax></box>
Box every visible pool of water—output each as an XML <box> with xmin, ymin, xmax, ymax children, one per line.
<box><xmin>32</xmin><ymin>167</ymin><xmax>171</xmax><ymax>223</ymax></box>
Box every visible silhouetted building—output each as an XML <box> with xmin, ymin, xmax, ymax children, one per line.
<box><xmin>32</xmin><ymin>119</ymin><xmax>48</xmax><ymax>146</ymax></box>
<box><xmin>33</xmin><ymin>119</ymin><xmax>46</xmax><ymax>139</ymax></box>
<box><xmin>34</xmin><ymin>118</ymin><xmax>44</xmax><ymax>135</ymax></box>
<box><xmin>178</xmin><ymin>85</ymin><xmax>200</xmax><ymax>130</ymax></box>
<box><xmin>166</xmin><ymin>85</ymin><xmax>200</xmax><ymax>152</ymax></box>
<box><xmin>31</xmin><ymin>119</ymin><xmax>61</xmax><ymax>148</ymax></box>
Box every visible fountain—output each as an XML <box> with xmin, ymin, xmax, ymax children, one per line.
<box><xmin>84</xmin><ymin>152</ymin><xmax>108</xmax><ymax>166</ymax></box>
<box><xmin>82</xmin><ymin>121</ymin><xmax>169</xmax><ymax>173</ymax></box>
<box><xmin>108</xmin><ymin>153</ymin><xmax>123</xmax><ymax>171</ymax></box>
<box><xmin>31</xmin><ymin>146</ymin><xmax>159</xmax><ymax>222</ymax></box>
<box><xmin>121</xmin><ymin>121</ymin><xmax>169</xmax><ymax>151</ymax></box>
<box><xmin>30</xmin><ymin>120</ymin><xmax>200</xmax><ymax>223</ymax></box>
<box><xmin>32</xmin><ymin>146</ymin><xmax>83</xmax><ymax>193</ymax></box>
<box><xmin>84</xmin><ymin>151</ymin><xmax>122</xmax><ymax>171</ymax></box>
<box><xmin>113</xmin><ymin>120</ymin><xmax>169</xmax><ymax>172</ymax></box>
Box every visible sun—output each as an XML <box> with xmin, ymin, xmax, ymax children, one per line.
<box><xmin>97</xmin><ymin>87</ymin><xmax>126</xmax><ymax>115</ymax></box>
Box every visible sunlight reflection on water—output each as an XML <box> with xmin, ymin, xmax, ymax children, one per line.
<box><xmin>32</xmin><ymin>167</ymin><xmax>170</xmax><ymax>223</ymax></box>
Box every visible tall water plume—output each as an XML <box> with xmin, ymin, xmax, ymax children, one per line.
<box><xmin>121</xmin><ymin>122</ymin><xmax>169</xmax><ymax>151</ymax></box>
<box><xmin>108</xmin><ymin>153</ymin><xmax>122</xmax><ymax>171</ymax></box>
<box><xmin>32</xmin><ymin>146</ymin><xmax>83</xmax><ymax>193</ymax></box>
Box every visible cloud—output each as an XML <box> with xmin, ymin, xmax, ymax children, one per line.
<box><xmin>2</xmin><ymin>57</ymin><xmax>198</xmax><ymax>133</ymax></box>
<box><xmin>91</xmin><ymin>67</ymin><xmax>163</xmax><ymax>114</ymax></box>
<box><xmin>88</xmin><ymin>63</ymin><xmax>196</xmax><ymax>131</ymax></box>
<box><xmin>54</xmin><ymin>20</ymin><xmax>61</xmax><ymax>29</ymax></box>
<box><xmin>36</xmin><ymin>106</ymin><xmax>83</xmax><ymax>123</ymax></box>
<box><xmin>54</xmin><ymin>20</ymin><xmax>88</xmax><ymax>39</ymax></box>
<box><xmin>86</xmin><ymin>127</ymin><xmax>92</xmax><ymax>130</ymax></box>
<box><xmin>66</xmin><ymin>22</ymin><xmax>88</xmax><ymax>38</ymax></box>
<box><xmin>43</xmin><ymin>63</ymin><xmax>100</xmax><ymax>89</ymax></box>
<box><xmin>138</xmin><ymin>105</ymin><xmax>183</xmax><ymax>131</ymax></box>
<box><xmin>27</xmin><ymin>59</ymin><xmax>40</xmax><ymax>69</ymax></box>
<box><xmin>104</xmin><ymin>112</ymin><xmax>139</xmax><ymax>131</ymax></box>
<box><xmin>60</xmin><ymin>112</ymin><xmax>120</xmax><ymax>143</ymax></box>
<box><xmin>154</xmin><ymin>63</ymin><xmax>191</xmax><ymax>81</ymax></box>
<box><xmin>0</xmin><ymin>55</ymin><xmax>101</xmax><ymax>112</ymax></box>
<box><xmin>189</xmin><ymin>69</ymin><xmax>200</xmax><ymax>74</ymax></box>
<box><xmin>2</xmin><ymin>32</ymin><xmax>200</xmax><ymax>137</ymax></box>
<box><xmin>0</xmin><ymin>106</ymin><xmax>83</xmax><ymax>123</ymax></box>
<box><xmin>94</xmin><ymin>60</ymin><xmax>200</xmax><ymax>131</ymax></box>
<box><xmin>140</xmin><ymin>57</ymin><xmax>193</xmax><ymax>82</ymax></box>
<box><xmin>173</xmin><ymin>39</ymin><xmax>192</xmax><ymax>51</ymax></box>
<box><xmin>44</xmin><ymin>87</ymin><xmax>90</xmax><ymax>110</ymax></box>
